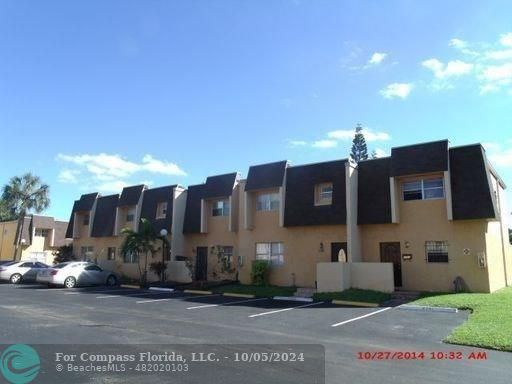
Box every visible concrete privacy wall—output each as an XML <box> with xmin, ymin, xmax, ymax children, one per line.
<box><xmin>317</xmin><ymin>262</ymin><xmax>394</xmax><ymax>293</ymax></box>
<box><xmin>167</xmin><ymin>261</ymin><xmax>192</xmax><ymax>283</ymax></box>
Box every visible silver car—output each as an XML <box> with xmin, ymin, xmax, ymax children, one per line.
<box><xmin>0</xmin><ymin>261</ymin><xmax>50</xmax><ymax>284</ymax></box>
<box><xmin>36</xmin><ymin>261</ymin><xmax>118</xmax><ymax>288</ymax></box>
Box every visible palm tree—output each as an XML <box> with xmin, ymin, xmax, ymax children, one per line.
<box><xmin>120</xmin><ymin>219</ymin><xmax>170</xmax><ymax>287</ymax></box>
<box><xmin>2</xmin><ymin>173</ymin><xmax>50</xmax><ymax>260</ymax></box>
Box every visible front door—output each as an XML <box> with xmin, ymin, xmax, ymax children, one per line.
<box><xmin>331</xmin><ymin>242</ymin><xmax>348</xmax><ymax>262</ymax></box>
<box><xmin>195</xmin><ymin>247</ymin><xmax>208</xmax><ymax>281</ymax></box>
<box><xmin>380</xmin><ymin>242</ymin><xmax>402</xmax><ymax>287</ymax></box>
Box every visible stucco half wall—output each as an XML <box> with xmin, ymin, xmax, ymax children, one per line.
<box><xmin>317</xmin><ymin>262</ymin><xmax>394</xmax><ymax>293</ymax></box>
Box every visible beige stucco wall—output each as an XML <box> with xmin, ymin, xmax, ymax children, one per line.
<box><xmin>351</xmin><ymin>262</ymin><xmax>394</xmax><ymax>293</ymax></box>
<box><xmin>0</xmin><ymin>221</ymin><xmax>17</xmax><ymax>261</ymax></box>
<box><xmin>316</xmin><ymin>262</ymin><xmax>351</xmax><ymax>292</ymax></box>
<box><xmin>360</xmin><ymin>196</ymin><xmax>491</xmax><ymax>292</ymax></box>
<box><xmin>237</xmin><ymin>183</ymin><xmax>347</xmax><ymax>287</ymax></box>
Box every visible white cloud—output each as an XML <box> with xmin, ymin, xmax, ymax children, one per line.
<box><xmin>288</xmin><ymin>140</ymin><xmax>308</xmax><ymax>147</ymax></box>
<box><xmin>95</xmin><ymin>180</ymin><xmax>130</xmax><ymax>193</ymax></box>
<box><xmin>380</xmin><ymin>83</ymin><xmax>413</xmax><ymax>99</ymax></box>
<box><xmin>484</xmin><ymin>49</ymin><xmax>512</xmax><ymax>61</ymax></box>
<box><xmin>480</xmin><ymin>141</ymin><xmax>512</xmax><ymax>167</ymax></box>
<box><xmin>449</xmin><ymin>38</ymin><xmax>468</xmax><ymax>49</ymax></box>
<box><xmin>57</xmin><ymin>153</ymin><xmax>186</xmax><ymax>179</ymax></box>
<box><xmin>368</xmin><ymin>52</ymin><xmax>387</xmax><ymax>65</ymax></box>
<box><xmin>500</xmin><ymin>32</ymin><xmax>512</xmax><ymax>47</ymax></box>
<box><xmin>327</xmin><ymin>128</ymin><xmax>390</xmax><ymax>142</ymax></box>
<box><xmin>480</xmin><ymin>62</ymin><xmax>512</xmax><ymax>83</ymax></box>
<box><xmin>422</xmin><ymin>58</ymin><xmax>473</xmax><ymax>78</ymax></box>
<box><xmin>312</xmin><ymin>140</ymin><xmax>338</xmax><ymax>149</ymax></box>
<box><xmin>57</xmin><ymin>169</ymin><xmax>80</xmax><ymax>184</ymax></box>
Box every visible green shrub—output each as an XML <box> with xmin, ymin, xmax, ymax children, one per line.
<box><xmin>251</xmin><ymin>260</ymin><xmax>269</xmax><ymax>285</ymax></box>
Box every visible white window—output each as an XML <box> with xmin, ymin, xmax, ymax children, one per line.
<box><xmin>35</xmin><ymin>229</ymin><xmax>49</xmax><ymax>237</ymax></box>
<box><xmin>403</xmin><ymin>178</ymin><xmax>444</xmax><ymax>201</ymax></box>
<box><xmin>425</xmin><ymin>241</ymin><xmax>449</xmax><ymax>263</ymax></box>
<box><xmin>126</xmin><ymin>208</ymin><xmax>136</xmax><ymax>222</ymax></box>
<box><xmin>220</xmin><ymin>246</ymin><xmax>234</xmax><ymax>268</ymax></box>
<box><xmin>107</xmin><ymin>247</ymin><xmax>116</xmax><ymax>261</ymax></box>
<box><xmin>156</xmin><ymin>202</ymin><xmax>168</xmax><ymax>219</ymax></box>
<box><xmin>80</xmin><ymin>246</ymin><xmax>94</xmax><ymax>261</ymax></box>
<box><xmin>123</xmin><ymin>250</ymin><xmax>139</xmax><ymax>264</ymax></box>
<box><xmin>315</xmin><ymin>183</ymin><xmax>333</xmax><ymax>205</ymax></box>
<box><xmin>212</xmin><ymin>199</ymin><xmax>230</xmax><ymax>217</ymax></box>
<box><xmin>256</xmin><ymin>242</ymin><xmax>284</xmax><ymax>266</ymax></box>
<box><xmin>256</xmin><ymin>193</ymin><xmax>280</xmax><ymax>211</ymax></box>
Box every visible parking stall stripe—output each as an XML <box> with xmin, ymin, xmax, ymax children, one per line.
<box><xmin>96</xmin><ymin>292</ymin><xmax>168</xmax><ymax>299</ymax></box>
<box><xmin>136</xmin><ymin>293</ymin><xmax>221</xmax><ymax>304</ymax></box>
<box><xmin>248</xmin><ymin>301</ymin><xmax>324</xmax><ymax>318</ymax></box>
<box><xmin>63</xmin><ymin>289</ymin><xmax>138</xmax><ymax>295</ymax></box>
<box><xmin>187</xmin><ymin>298</ymin><xmax>267</xmax><ymax>310</ymax></box>
<box><xmin>331</xmin><ymin>307</ymin><xmax>391</xmax><ymax>327</ymax></box>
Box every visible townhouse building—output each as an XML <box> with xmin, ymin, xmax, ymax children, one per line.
<box><xmin>0</xmin><ymin>215</ymin><xmax>70</xmax><ymax>264</ymax></box>
<box><xmin>65</xmin><ymin>139</ymin><xmax>512</xmax><ymax>293</ymax></box>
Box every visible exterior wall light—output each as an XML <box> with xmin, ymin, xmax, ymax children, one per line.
<box><xmin>319</xmin><ymin>242</ymin><xmax>324</xmax><ymax>252</ymax></box>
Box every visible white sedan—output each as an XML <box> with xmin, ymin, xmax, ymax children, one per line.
<box><xmin>36</xmin><ymin>262</ymin><xmax>118</xmax><ymax>288</ymax></box>
<box><xmin>0</xmin><ymin>261</ymin><xmax>50</xmax><ymax>284</ymax></box>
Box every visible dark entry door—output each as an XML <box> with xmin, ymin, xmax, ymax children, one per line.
<box><xmin>331</xmin><ymin>242</ymin><xmax>348</xmax><ymax>262</ymax></box>
<box><xmin>195</xmin><ymin>247</ymin><xmax>208</xmax><ymax>281</ymax></box>
<box><xmin>380</xmin><ymin>242</ymin><xmax>402</xmax><ymax>287</ymax></box>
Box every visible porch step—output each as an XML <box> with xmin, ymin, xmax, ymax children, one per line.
<box><xmin>294</xmin><ymin>287</ymin><xmax>316</xmax><ymax>298</ymax></box>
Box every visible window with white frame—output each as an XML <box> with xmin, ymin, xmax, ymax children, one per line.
<box><xmin>156</xmin><ymin>202</ymin><xmax>168</xmax><ymax>219</ymax></box>
<box><xmin>107</xmin><ymin>247</ymin><xmax>116</xmax><ymax>261</ymax></box>
<box><xmin>80</xmin><ymin>246</ymin><xmax>94</xmax><ymax>261</ymax></box>
<box><xmin>126</xmin><ymin>207</ymin><xmax>136</xmax><ymax>222</ymax></box>
<box><xmin>315</xmin><ymin>183</ymin><xmax>333</xmax><ymax>205</ymax></box>
<box><xmin>212</xmin><ymin>199</ymin><xmax>230</xmax><ymax>217</ymax></box>
<box><xmin>425</xmin><ymin>241</ymin><xmax>449</xmax><ymax>263</ymax></box>
<box><xmin>256</xmin><ymin>242</ymin><xmax>284</xmax><ymax>266</ymax></box>
<box><xmin>220</xmin><ymin>246</ymin><xmax>233</xmax><ymax>268</ymax></box>
<box><xmin>256</xmin><ymin>193</ymin><xmax>280</xmax><ymax>211</ymax></box>
<box><xmin>35</xmin><ymin>228</ymin><xmax>49</xmax><ymax>237</ymax></box>
<box><xmin>123</xmin><ymin>250</ymin><xmax>139</xmax><ymax>263</ymax></box>
<box><xmin>403</xmin><ymin>178</ymin><xmax>444</xmax><ymax>201</ymax></box>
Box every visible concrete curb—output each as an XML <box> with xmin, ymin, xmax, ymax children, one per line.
<box><xmin>222</xmin><ymin>293</ymin><xmax>256</xmax><ymax>298</ymax></box>
<box><xmin>273</xmin><ymin>296</ymin><xmax>313</xmax><ymax>303</ymax></box>
<box><xmin>183</xmin><ymin>289</ymin><xmax>213</xmax><ymax>295</ymax></box>
<box><xmin>398</xmin><ymin>304</ymin><xmax>458</xmax><ymax>313</ymax></box>
<box><xmin>120</xmin><ymin>284</ymin><xmax>140</xmax><ymax>289</ymax></box>
<box><xmin>331</xmin><ymin>299</ymin><xmax>379</xmax><ymax>307</ymax></box>
<box><xmin>149</xmin><ymin>287</ymin><xmax>175</xmax><ymax>292</ymax></box>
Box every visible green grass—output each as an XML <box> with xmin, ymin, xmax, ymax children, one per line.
<box><xmin>313</xmin><ymin>289</ymin><xmax>391</xmax><ymax>304</ymax></box>
<box><xmin>213</xmin><ymin>284</ymin><xmax>297</xmax><ymax>297</ymax></box>
<box><xmin>412</xmin><ymin>287</ymin><xmax>512</xmax><ymax>352</ymax></box>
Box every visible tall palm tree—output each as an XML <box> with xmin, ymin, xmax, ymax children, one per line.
<box><xmin>2</xmin><ymin>173</ymin><xmax>50</xmax><ymax>260</ymax></box>
<box><xmin>120</xmin><ymin>218</ymin><xmax>170</xmax><ymax>287</ymax></box>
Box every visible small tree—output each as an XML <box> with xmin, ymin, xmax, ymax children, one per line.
<box><xmin>350</xmin><ymin>124</ymin><xmax>368</xmax><ymax>164</ymax></box>
<box><xmin>2</xmin><ymin>173</ymin><xmax>50</xmax><ymax>261</ymax></box>
<box><xmin>149</xmin><ymin>261</ymin><xmax>167</xmax><ymax>282</ymax></box>
<box><xmin>251</xmin><ymin>260</ymin><xmax>269</xmax><ymax>286</ymax></box>
<box><xmin>370</xmin><ymin>149</ymin><xmax>378</xmax><ymax>159</ymax></box>
<box><xmin>121</xmin><ymin>219</ymin><xmax>169</xmax><ymax>287</ymax></box>
<box><xmin>53</xmin><ymin>245</ymin><xmax>75</xmax><ymax>264</ymax></box>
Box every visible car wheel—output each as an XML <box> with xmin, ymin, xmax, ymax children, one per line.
<box><xmin>10</xmin><ymin>273</ymin><xmax>22</xmax><ymax>284</ymax></box>
<box><xmin>106</xmin><ymin>275</ymin><xmax>117</xmax><ymax>287</ymax></box>
<box><xmin>64</xmin><ymin>276</ymin><xmax>76</xmax><ymax>289</ymax></box>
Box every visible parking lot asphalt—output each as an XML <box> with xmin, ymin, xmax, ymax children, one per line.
<box><xmin>0</xmin><ymin>283</ymin><xmax>510</xmax><ymax>384</ymax></box>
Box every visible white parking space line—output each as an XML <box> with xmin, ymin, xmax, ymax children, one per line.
<box><xmin>136</xmin><ymin>293</ymin><xmax>220</xmax><ymax>304</ymax></box>
<box><xmin>187</xmin><ymin>297</ymin><xmax>267</xmax><ymax>310</ymax></box>
<box><xmin>331</xmin><ymin>307</ymin><xmax>391</xmax><ymax>327</ymax></box>
<box><xmin>96</xmin><ymin>292</ymin><xmax>166</xmax><ymax>299</ymax></box>
<box><xmin>249</xmin><ymin>301</ymin><xmax>324</xmax><ymax>318</ymax></box>
<box><xmin>63</xmin><ymin>289</ymin><xmax>137</xmax><ymax>295</ymax></box>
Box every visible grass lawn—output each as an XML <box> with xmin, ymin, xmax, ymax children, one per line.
<box><xmin>412</xmin><ymin>287</ymin><xmax>512</xmax><ymax>352</ymax></box>
<box><xmin>213</xmin><ymin>284</ymin><xmax>297</xmax><ymax>297</ymax></box>
<box><xmin>313</xmin><ymin>289</ymin><xmax>391</xmax><ymax>304</ymax></box>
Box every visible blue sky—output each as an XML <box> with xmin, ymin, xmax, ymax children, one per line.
<box><xmin>1</xmin><ymin>0</ymin><xmax>512</xmax><ymax>221</ymax></box>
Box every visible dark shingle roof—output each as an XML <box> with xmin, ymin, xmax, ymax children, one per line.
<box><xmin>203</xmin><ymin>173</ymin><xmax>238</xmax><ymax>199</ymax></box>
<box><xmin>357</xmin><ymin>158</ymin><xmax>392</xmax><ymax>224</ymax></box>
<box><xmin>75</xmin><ymin>192</ymin><xmax>99</xmax><ymax>211</ymax></box>
<box><xmin>118</xmin><ymin>184</ymin><xmax>145</xmax><ymax>207</ymax></box>
<box><xmin>140</xmin><ymin>185</ymin><xmax>175</xmax><ymax>233</ymax></box>
<box><xmin>65</xmin><ymin>200</ymin><xmax>79</xmax><ymax>239</ymax></box>
<box><xmin>91</xmin><ymin>194</ymin><xmax>119</xmax><ymax>237</ymax></box>
<box><xmin>245</xmin><ymin>161</ymin><xmax>287</xmax><ymax>191</ymax></box>
<box><xmin>450</xmin><ymin>145</ymin><xmax>497</xmax><ymax>220</ymax></box>
<box><xmin>182</xmin><ymin>184</ymin><xmax>206</xmax><ymax>234</ymax></box>
<box><xmin>284</xmin><ymin>160</ymin><xmax>347</xmax><ymax>227</ymax></box>
<box><xmin>391</xmin><ymin>140</ymin><xmax>448</xmax><ymax>177</ymax></box>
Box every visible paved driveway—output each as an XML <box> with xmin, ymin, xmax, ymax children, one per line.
<box><xmin>0</xmin><ymin>283</ymin><xmax>509</xmax><ymax>384</ymax></box>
